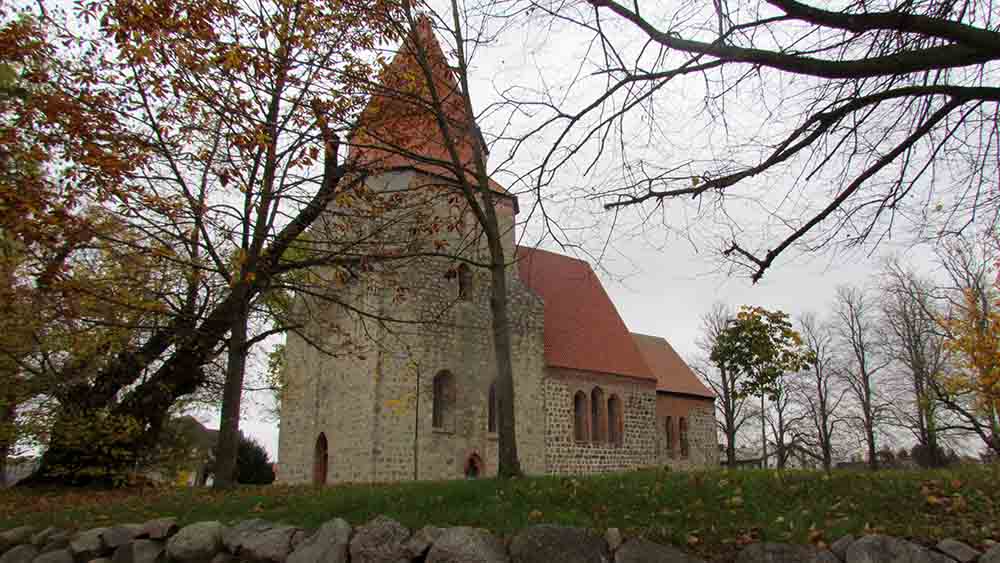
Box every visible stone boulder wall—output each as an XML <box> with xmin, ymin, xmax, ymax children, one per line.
<box><xmin>1</xmin><ymin>518</ymin><xmax>999</xmax><ymax>563</ymax></box>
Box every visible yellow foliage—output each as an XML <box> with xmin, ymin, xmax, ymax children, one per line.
<box><xmin>939</xmin><ymin>287</ymin><xmax>1000</xmax><ymax>416</ymax></box>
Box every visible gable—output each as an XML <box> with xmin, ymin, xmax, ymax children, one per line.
<box><xmin>631</xmin><ymin>333</ymin><xmax>715</xmax><ymax>399</ymax></box>
<box><xmin>516</xmin><ymin>246</ymin><xmax>655</xmax><ymax>381</ymax></box>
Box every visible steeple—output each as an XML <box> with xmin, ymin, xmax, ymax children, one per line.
<box><xmin>349</xmin><ymin>16</ymin><xmax>488</xmax><ymax>181</ymax></box>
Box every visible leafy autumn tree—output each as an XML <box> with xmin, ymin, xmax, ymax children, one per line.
<box><xmin>4</xmin><ymin>0</ymin><xmax>406</xmax><ymax>486</ymax></box>
<box><xmin>710</xmin><ymin>306</ymin><xmax>813</xmax><ymax>468</ymax></box>
<box><xmin>694</xmin><ymin>303</ymin><xmax>753</xmax><ymax>467</ymax></box>
<box><xmin>934</xmin><ymin>236</ymin><xmax>1000</xmax><ymax>457</ymax></box>
<box><xmin>0</xmin><ymin>12</ymin><xmax>187</xmax><ymax>483</ymax></box>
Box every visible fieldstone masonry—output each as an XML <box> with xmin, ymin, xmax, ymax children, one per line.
<box><xmin>2</xmin><ymin>518</ymin><xmax>998</xmax><ymax>563</ymax></box>
<box><xmin>276</xmin><ymin>17</ymin><xmax>719</xmax><ymax>484</ymax></box>
<box><xmin>543</xmin><ymin>371</ymin><xmax>658</xmax><ymax>474</ymax></box>
<box><xmin>277</xmin><ymin>167</ymin><xmax>718</xmax><ymax>484</ymax></box>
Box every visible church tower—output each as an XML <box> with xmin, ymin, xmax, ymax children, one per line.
<box><xmin>275</xmin><ymin>17</ymin><xmax>549</xmax><ymax>485</ymax></box>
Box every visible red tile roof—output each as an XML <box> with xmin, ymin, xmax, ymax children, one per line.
<box><xmin>349</xmin><ymin>17</ymin><xmax>507</xmax><ymax>196</ymax></box>
<box><xmin>631</xmin><ymin>333</ymin><xmax>715</xmax><ymax>398</ymax></box>
<box><xmin>515</xmin><ymin>246</ymin><xmax>656</xmax><ymax>382</ymax></box>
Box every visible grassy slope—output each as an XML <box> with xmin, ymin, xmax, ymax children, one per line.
<box><xmin>2</xmin><ymin>466</ymin><xmax>998</xmax><ymax>560</ymax></box>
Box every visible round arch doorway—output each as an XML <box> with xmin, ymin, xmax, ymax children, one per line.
<box><xmin>313</xmin><ymin>433</ymin><xmax>329</xmax><ymax>485</ymax></box>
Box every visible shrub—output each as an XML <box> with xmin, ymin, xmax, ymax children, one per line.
<box><xmin>235</xmin><ymin>434</ymin><xmax>275</xmax><ymax>485</ymax></box>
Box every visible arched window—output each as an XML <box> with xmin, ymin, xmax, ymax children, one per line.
<box><xmin>313</xmin><ymin>433</ymin><xmax>329</xmax><ymax>485</ymax></box>
<box><xmin>433</xmin><ymin>371</ymin><xmax>456</xmax><ymax>431</ymax></box>
<box><xmin>573</xmin><ymin>391</ymin><xmax>589</xmax><ymax>442</ymax></box>
<box><xmin>487</xmin><ymin>381</ymin><xmax>498</xmax><ymax>433</ymax></box>
<box><xmin>679</xmin><ymin>417</ymin><xmax>689</xmax><ymax>458</ymax></box>
<box><xmin>591</xmin><ymin>387</ymin><xmax>606</xmax><ymax>443</ymax></box>
<box><xmin>457</xmin><ymin>263</ymin><xmax>472</xmax><ymax>301</ymax></box>
<box><xmin>665</xmin><ymin>416</ymin><xmax>674</xmax><ymax>457</ymax></box>
<box><xmin>608</xmin><ymin>394</ymin><xmax>623</xmax><ymax>446</ymax></box>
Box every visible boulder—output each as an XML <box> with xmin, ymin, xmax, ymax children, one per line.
<box><xmin>289</xmin><ymin>531</ymin><xmax>307</xmax><ymax>553</ymax></box>
<box><xmin>1</xmin><ymin>528</ymin><xmax>38</xmax><ymax>555</ymax></box>
<box><xmin>605</xmin><ymin>530</ymin><xmax>623</xmax><ymax>553</ymax></box>
<box><xmin>209</xmin><ymin>554</ymin><xmax>235</xmax><ymax>563</ymax></box>
<box><xmin>509</xmin><ymin>525</ymin><xmax>609</xmax><ymax>563</ymax></box>
<box><xmin>846</xmin><ymin>535</ymin><xmax>937</xmax><ymax>563</ymax></box>
<box><xmin>736</xmin><ymin>543</ymin><xmax>818</xmax><ymax>563</ymax></box>
<box><xmin>980</xmin><ymin>546</ymin><xmax>1000</xmax><ymax>563</ymax></box>
<box><xmin>111</xmin><ymin>540</ymin><xmax>165</xmax><ymax>563</ymax></box>
<box><xmin>831</xmin><ymin>536</ymin><xmax>857</xmax><ymax>562</ymax></box>
<box><xmin>349</xmin><ymin>516</ymin><xmax>410</xmax><ymax>563</ymax></box>
<box><xmin>90</xmin><ymin>558</ymin><xmax>113</xmax><ymax>563</ymax></box>
<box><xmin>615</xmin><ymin>539</ymin><xmax>702</xmax><ymax>563</ymax></box>
<box><xmin>31</xmin><ymin>528</ymin><xmax>63</xmax><ymax>548</ymax></box>
<box><xmin>238</xmin><ymin>526</ymin><xmax>299</xmax><ymax>563</ymax></box>
<box><xmin>166</xmin><ymin>522</ymin><xmax>224</xmax><ymax>563</ymax></box>
<box><xmin>40</xmin><ymin>536</ymin><xmax>71</xmax><ymax>555</ymax></box>
<box><xmin>287</xmin><ymin>519</ymin><xmax>351</xmax><ymax>563</ymax></box>
<box><xmin>138</xmin><ymin>520</ymin><xmax>177</xmax><ymax>542</ymax></box>
<box><xmin>935</xmin><ymin>540</ymin><xmax>980</xmax><ymax>563</ymax></box>
<box><xmin>425</xmin><ymin>527</ymin><xmax>508</xmax><ymax>563</ymax></box>
<box><xmin>222</xmin><ymin>520</ymin><xmax>273</xmax><ymax>555</ymax></box>
<box><xmin>0</xmin><ymin>545</ymin><xmax>38</xmax><ymax>563</ymax></box>
<box><xmin>816</xmin><ymin>551</ymin><xmax>842</xmax><ymax>563</ymax></box>
<box><xmin>33</xmin><ymin>549</ymin><xmax>74</xmax><ymax>563</ymax></box>
<box><xmin>101</xmin><ymin>527</ymin><xmax>142</xmax><ymax>552</ymax></box>
<box><xmin>403</xmin><ymin>526</ymin><xmax>445</xmax><ymax>561</ymax></box>
<box><xmin>70</xmin><ymin>529</ymin><xmax>109</xmax><ymax>561</ymax></box>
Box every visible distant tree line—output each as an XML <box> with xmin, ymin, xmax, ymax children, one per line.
<box><xmin>698</xmin><ymin>235</ymin><xmax>1000</xmax><ymax>471</ymax></box>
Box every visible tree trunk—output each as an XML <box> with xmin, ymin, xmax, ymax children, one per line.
<box><xmin>213</xmin><ymin>286</ymin><xmax>250</xmax><ymax>489</ymax></box>
<box><xmin>865</xmin><ymin>419</ymin><xmax>878</xmax><ymax>471</ymax></box>
<box><xmin>760</xmin><ymin>393</ymin><xmax>767</xmax><ymax>469</ymax></box>
<box><xmin>0</xmin><ymin>397</ymin><xmax>14</xmax><ymax>486</ymax></box>
<box><xmin>489</xmin><ymin>240</ymin><xmax>521</xmax><ymax>478</ymax></box>
<box><xmin>725</xmin><ymin>411</ymin><xmax>737</xmax><ymax>467</ymax></box>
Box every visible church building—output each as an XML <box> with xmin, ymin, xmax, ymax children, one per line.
<box><xmin>275</xmin><ymin>18</ymin><xmax>717</xmax><ymax>485</ymax></box>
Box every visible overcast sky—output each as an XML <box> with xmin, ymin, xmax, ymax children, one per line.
<box><xmin>208</xmin><ymin>3</ymin><xmax>962</xmax><ymax>460</ymax></box>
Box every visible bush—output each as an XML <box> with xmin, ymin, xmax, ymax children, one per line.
<box><xmin>236</xmin><ymin>434</ymin><xmax>275</xmax><ymax>485</ymax></box>
<box><xmin>910</xmin><ymin>443</ymin><xmax>954</xmax><ymax>468</ymax></box>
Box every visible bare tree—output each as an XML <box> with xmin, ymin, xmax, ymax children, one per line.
<box><xmin>881</xmin><ymin>260</ymin><xmax>949</xmax><ymax>466</ymax></box>
<box><xmin>693</xmin><ymin>303</ymin><xmax>752</xmax><ymax>467</ymax></box>
<box><xmin>765</xmin><ymin>370</ymin><xmax>809</xmax><ymax>469</ymax></box>
<box><xmin>792</xmin><ymin>313</ymin><xmax>849</xmax><ymax>472</ymax></box>
<box><xmin>834</xmin><ymin>285</ymin><xmax>891</xmax><ymax>470</ymax></box>
<box><xmin>499</xmin><ymin>0</ymin><xmax>1000</xmax><ymax>281</ymax></box>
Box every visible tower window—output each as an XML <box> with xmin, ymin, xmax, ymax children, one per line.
<box><xmin>573</xmin><ymin>391</ymin><xmax>589</xmax><ymax>442</ymax></box>
<box><xmin>457</xmin><ymin>263</ymin><xmax>471</xmax><ymax>301</ymax></box>
<box><xmin>432</xmin><ymin>370</ymin><xmax>456</xmax><ymax>431</ymax></box>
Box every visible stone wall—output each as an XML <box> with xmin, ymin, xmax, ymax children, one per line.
<box><xmin>654</xmin><ymin>393</ymin><xmax>719</xmax><ymax>470</ymax></box>
<box><xmin>5</xmin><ymin>515</ymin><xmax>996</xmax><ymax>563</ymax></box>
<box><xmin>278</xmin><ymin>170</ymin><xmax>545</xmax><ymax>485</ymax></box>
<box><xmin>542</xmin><ymin>368</ymin><xmax>658</xmax><ymax>474</ymax></box>
<box><xmin>360</xmin><ymin>256</ymin><xmax>547</xmax><ymax>482</ymax></box>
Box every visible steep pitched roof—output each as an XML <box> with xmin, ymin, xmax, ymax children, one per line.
<box><xmin>515</xmin><ymin>246</ymin><xmax>655</xmax><ymax>381</ymax></box>
<box><xmin>631</xmin><ymin>333</ymin><xmax>715</xmax><ymax>398</ymax></box>
<box><xmin>349</xmin><ymin>17</ymin><xmax>506</xmax><ymax>195</ymax></box>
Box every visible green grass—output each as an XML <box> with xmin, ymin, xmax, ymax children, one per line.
<box><xmin>2</xmin><ymin>465</ymin><xmax>998</xmax><ymax>560</ymax></box>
